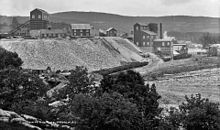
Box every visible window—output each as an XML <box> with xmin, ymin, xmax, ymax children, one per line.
<box><xmin>32</xmin><ymin>15</ymin><xmax>35</xmax><ymax>19</ymax></box>
<box><xmin>38</xmin><ymin>15</ymin><xmax>41</xmax><ymax>19</ymax></box>
<box><xmin>162</xmin><ymin>42</ymin><xmax>165</xmax><ymax>46</ymax></box>
<box><xmin>143</xmin><ymin>35</ymin><xmax>145</xmax><ymax>39</ymax></box>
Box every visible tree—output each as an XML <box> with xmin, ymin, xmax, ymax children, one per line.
<box><xmin>66</xmin><ymin>66</ymin><xmax>94</xmax><ymax>98</ymax></box>
<box><xmin>0</xmin><ymin>47</ymin><xmax>23</xmax><ymax>69</ymax></box>
<box><xmin>199</xmin><ymin>33</ymin><xmax>216</xmax><ymax>48</ymax></box>
<box><xmin>165</xmin><ymin>93</ymin><xmax>220</xmax><ymax>130</ymax></box>
<box><xmin>71</xmin><ymin>92</ymin><xmax>143</xmax><ymax>130</ymax></box>
<box><xmin>0</xmin><ymin>68</ymin><xmax>49</xmax><ymax>117</ymax></box>
<box><xmin>98</xmin><ymin>70</ymin><xmax>162</xmax><ymax>129</ymax></box>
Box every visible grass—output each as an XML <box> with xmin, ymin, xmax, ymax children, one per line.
<box><xmin>143</xmin><ymin>56</ymin><xmax>220</xmax><ymax>106</ymax></box>
<box><xmin>144</xmin><ymin>56</ymin><xmax>220</xmax><ymax>80</ymax></box>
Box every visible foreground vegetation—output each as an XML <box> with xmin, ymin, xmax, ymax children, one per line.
<box><xmin>0</xmin><ymin>48</ymin><xmax>220</xmax><ymax>130</ymax></box>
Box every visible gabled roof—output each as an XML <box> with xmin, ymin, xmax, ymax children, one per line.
<box><xmin>106</xmin><ymin>27</ymin><xmax>116</xmax><ymax>32</ymax></box>
<box><xmin>99</xmin><ymin>29</ymin><xmax>106</xmax><ymax>34</ymax></box>
<box><xmin>142</xmin><ymin>30</ymin><xmax>157</xmax><ymax>36</ymax></box>
<box><xmin>30</xmin><ymin>29</ymin><xmax>66</xmax><ymax>34</ymax></box>
<box><xmin>154</xmin><ymin>38</ymin><xmax>174</xmax><ymax>42</ymax></box>
<box><xmin>31</xmin><ymin>8</ymin><xmax>48</xmax><ymax>14</ymax></box>
<box><xmin>134</xmin><ymin>23</ymin><xmax>148</xmax><ymax>27</ymax></box>
<box><xmin>71</xmin><ymin>24</ymin><xmax>91</xmax><ymax>29</ymax></box>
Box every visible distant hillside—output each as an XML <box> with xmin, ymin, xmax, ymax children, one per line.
<box><xmin>0</xmin><ymin>11</ymin><xmax>220</xmax><ymax>34</ymax></box>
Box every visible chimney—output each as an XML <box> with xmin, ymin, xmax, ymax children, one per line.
<box><xmin>159</xmin><ymin>23</ymin><xmax>163</xmax><ymax>39</ymax></box>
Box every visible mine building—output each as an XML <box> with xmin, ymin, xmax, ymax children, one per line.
<box><xmin>153</xmin><ymin>39</ymin><xmax>175</xmax><ymax>56</ymax></box>
<box><xmin>153</xmin><ymin>39</ymin><xmax>188</xmax><ymax>56</ymax></box>
<box><xmin>71</xmin><ymin>24</ymin><xmax>91</xmax><ymax>37</ymax></box>
<box><xmin>30</xmin><ymin>8</ymin><xmax>49</xmax><ymax>30</ymax></box>
<box><xmin>30</xmin><ymin>29</ymin><xmax>67</xmax><ymax>38</ymax></box>
<box><xmin>106</xmin><ymin>27</ymin><xmax>117</xmax><ymax>37</ymax></box>
<box><xmin>133</xmin><ymin>23</ymin><xmax>163</xmax><ymax>47</ymax></box>
<box><xmin>134</xmin><ymin>23</ymin><xmax>163</xmax><ymax>52</ymax></box>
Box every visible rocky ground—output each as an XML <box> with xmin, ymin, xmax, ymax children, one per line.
<box><xmin>0</xmin><ymin>37</ymin><xmax>146</xmax><ymax>71</ymax></box>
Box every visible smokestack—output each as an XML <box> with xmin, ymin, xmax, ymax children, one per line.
<box><xmin>160</xmin><ymin>23</ymin><xmax>163</xmax><ymax>39</ymax></box>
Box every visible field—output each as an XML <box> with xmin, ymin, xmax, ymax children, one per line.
<box><xmin>142</xmin><ymin>56</ymin><xmax>220</xmax><ymax>107</ymax></box>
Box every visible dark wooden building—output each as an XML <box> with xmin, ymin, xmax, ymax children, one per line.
<box><xmin>30</xmin><ymin>8</ymin><xmax>49</xmax><ymax>30</ymax></box>
<box><xmin>153</xmin><ymin>39</ymin><xmax>175</xmax><ymax>56</ymax></box>
<box><xmin>133</xmin><ymin>23</ymin><xmax>157</xmax><ymax>47</ymax></box>
<box><xmin>106</xmin><ymin>27</ymin><xmax>117</xmax><ymax>37</ymax></box>
<box><xmin>71</xmin><ymin>24</ymin><xmax>91</xmax><ymax>37</ymax></box>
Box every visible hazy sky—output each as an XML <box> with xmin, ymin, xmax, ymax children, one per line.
<box><xmin>0</xmin><ymin>0</ymin><xmax>220</xmax><ymax>17</ymax></box>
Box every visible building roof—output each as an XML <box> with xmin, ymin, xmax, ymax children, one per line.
<box><xmin>173</xmin><ymin>43</ymin><xmax>187</xmax><ymax>46</ymax></box>
<box><xmin>142</xmin><ymin>30</ymin><xmax>157</xmax><ymax>36</ymax></box>
<box><xmin>154</xmin><ymin>38</ymin><xmax>174</xmax><ymax>42</ymax></box>
<box><xmin>71</xmin><ymin>24</ymin><xmax>91</xmax><ymax>29</ymax></box>
<box><xmin>135</xmin><ymin>23</ymin><xmax>148</xmax><ymax>27</ymax></box>
<box><xmin>31</xmin><ymin>8</ymin><xmax>48</xmax><ymax>14</ymax></box>
<box><xmin>99</xmin><ymin>29</ymin><xmax>106</xmax><ymax>34</ymax></box>
<box><xmin>106</xmin><ymin>27</ymin><xmax>116</xmax><ymax>32</ymax></box>
<box><xmin>30</xmin><ymin>29</ymin><xmax>66</xmax><ymax>34</ymax></box>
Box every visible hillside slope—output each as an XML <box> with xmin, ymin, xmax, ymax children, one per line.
<box><xmin>0</xmin><ymin>12</ymin><xmax>219</xmax><ymax>33</ymax></box>
<box><xmin>0</xmin><ymin>37</ymin><xmax>146</xmax><ymax>71</ymax></box>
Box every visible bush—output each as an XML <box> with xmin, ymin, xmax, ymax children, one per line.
<box><xmin>165</xmin><ymin>93</ymin><xmax>220</xmax><ymax>130</ymax></box>
<box><xmin>0</xmin><ymin>47</ymin><xmax>23</xmax><ymax>69</ymax></box>
<box><xmin>71</xmin><ymin>92</ymin><xmax>142</xmax><ymax>130</ymax></box>
<box><xmin>67</xmin><ymin>66</ymin><xmax>94</xmax><ymax>98</ymax></box>
<box><xmin>0</xmin><ymin>68</ymin><xmax>49</xmax><ymax>118</ymax></box>
<box><xmin>97</xmin><ymin>70</ymin><xmax>162</xmax><ymax>129</ymax></box>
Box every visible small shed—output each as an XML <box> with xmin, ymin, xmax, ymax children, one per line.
<box><xmin>106</xmin><ymin>27</ymin><xmax>117</xmax><ymax>37</ymax></box>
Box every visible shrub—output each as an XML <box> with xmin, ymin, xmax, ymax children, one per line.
<box><xmin>98</xmin><ymin>70</ymin><xmax>162</xmax><ymax>129</ymax></box>
<box><xmin>71</xmin><ymin>92</ymin><xmax>143</xmax><ymax>130</ymax></box>
<box><xmin>165</xmin><ymin>93</ymin><xmax>220</xmax><ymax>130</ymax></box>
<box><xmin>67</xmin><ymin>66</ymin><xmax>94</xmax><ymax>98</ymax></box>
<box><xmin>0</xmin><ymin>47</ymin><xmax>23</xmax><ymax>69</ymax></box>
<box><xmin>0</xmin><ymin>68</ymin><xmax>49</xmax><ymax>118</ymax></box>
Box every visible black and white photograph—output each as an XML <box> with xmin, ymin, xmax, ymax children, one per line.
<box><xmin>0</xmin><ymin>0</ymin><xmax>220</xmax><ymax>129</ymax></box>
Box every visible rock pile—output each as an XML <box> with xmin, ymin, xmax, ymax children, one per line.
<box><xmin>0</xmin><ymin>37</ymin><xmax>146</xmax><ymax>71</ymax></box>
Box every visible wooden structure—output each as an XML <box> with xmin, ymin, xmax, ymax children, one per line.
<box><xmin>30</xmin><ymin>8</ymin><xmax>49</xmax><ymax>30</ymax></box>
<box><xmin>71</xmin><ymin>24</ymin><xmax>91</xmax><ymax>37</ymax></box>
<box><xmin>106</xmin><ymin>27</ymin><xmax>117</xmax><ymax>37</ymax></box>
<box><xmin>30</xmin><ymin>29</ymin><xmax>67</xmax><ymax>38</ymax></box>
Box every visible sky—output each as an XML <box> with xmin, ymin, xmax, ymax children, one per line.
<box><xmin>0</xmin><ymin>0</ymin><xmax>220</xmax><ymax>17</ymax></box>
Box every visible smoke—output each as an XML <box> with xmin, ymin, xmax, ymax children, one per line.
<box><xmin>163</xmin><ymin>31</ymin><xmax>175</xmax><ymax>40</ymax></box>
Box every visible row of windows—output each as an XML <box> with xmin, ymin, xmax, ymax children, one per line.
<box><xmin>41</xmin><ymin>33</ymin><xmax>65</xmax><ymax>37</ymax></box>
<box><xmin>161</xmin><ymin>42</ymin><xmax>173</xmax><ymax>46</ymax></box>
<box><xmin>31</xmin><ymin>15</ymin><xmax>48</xmax><ymax>19</ymax></box>
<box><xmin>73</xmin><ymin>32</ymin><xmax>90</xmax><ymax>36</ymax></box>
<box><xmin>136</xmin><ymin>42</ymin><xmax>151</xmax><ymax>46</ymax></box>
<box><xmin>143</xmin><ymin>35</ymin><xmax>155</xmax><ymax>39</ymax></box>
<box><xmin>73</xmin><ymin>29</ymin><xmax>90</xmax><ymax>33</ymax></box>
